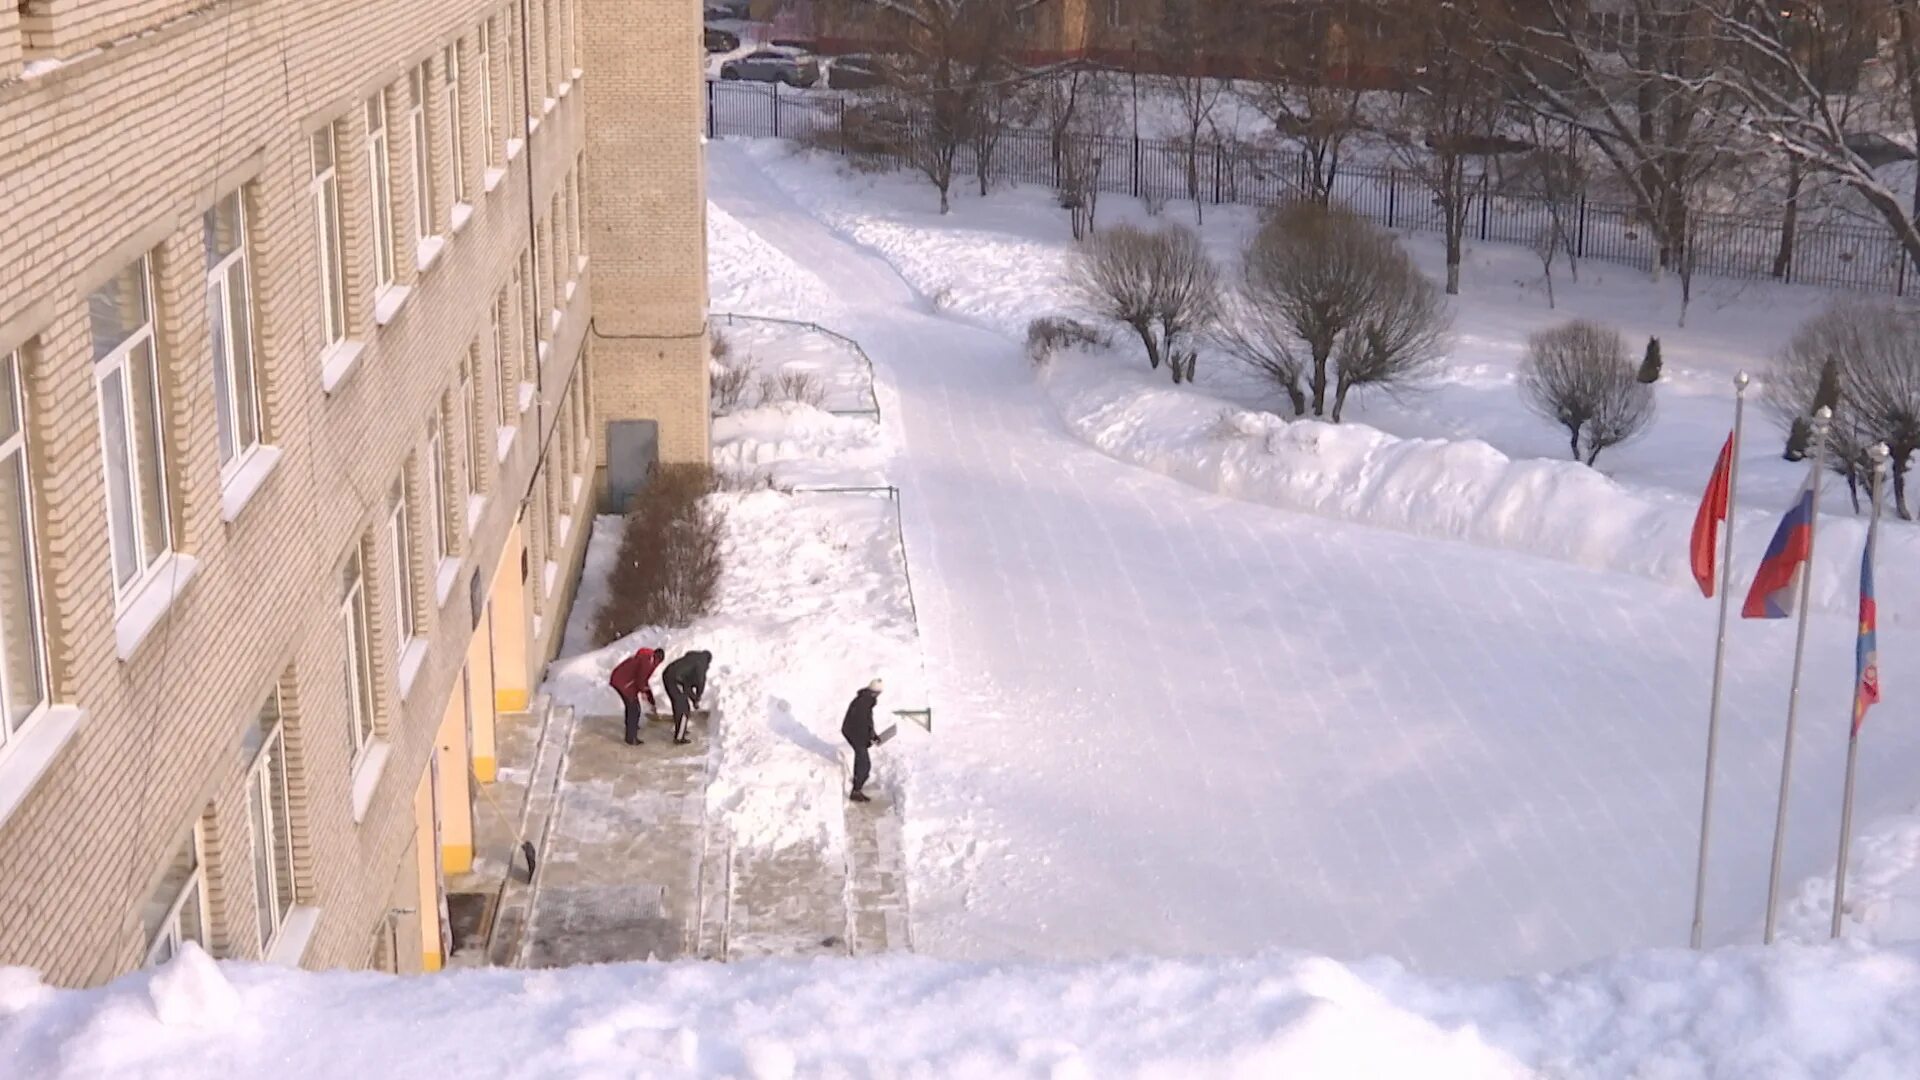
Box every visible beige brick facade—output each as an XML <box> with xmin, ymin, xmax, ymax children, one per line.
<box><xmin>0</xmin><ymin>0</ymin><xmax>707</xmax><ymax>986</ymax></box>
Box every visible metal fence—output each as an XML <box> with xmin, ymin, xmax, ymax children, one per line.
<box><xmin>706</xmin><ymin>79</ymin><xmax>1919</xmax><ymax>297</ymax></box>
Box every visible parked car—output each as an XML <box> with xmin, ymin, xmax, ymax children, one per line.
<box><xmin>826</xmin><ymin>54</ymin><xmax>891</xmax><ymax>91</ymax></box>
<box><xmin>704</xmin><ymin>0</ymin><xmax>752</xmax><ymax>18</ymax></box>
<box><xmin>719</xmin><ymin>49</ymin><xmax>821</xmax><ymax>87</ymax></box>
<box><xmin>704</xmin><ymin>26</ymin><xmax>740</xmax><ymax>53</ymax></box>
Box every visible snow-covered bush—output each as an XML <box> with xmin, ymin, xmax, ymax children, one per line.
<box><xmin>1770</xmin><ymin>300</ymin><xmax>1920</xmax><ymax>517</ymax></box>
<box><xmin>1025</xmin><ymin>315</ymin><xmax>1107</xmax><ymax>367</ymax></box>
<box><xmin>1068</xmin><ymin>223</ymin><xmax>1221</xmax><ymax>384</ymax></box>
<box><xmin>758</xmin><ymin>370</ymin><xmax>827</xmax><ymax>409</ymax></box>
<box><xmin>593</xmin><ymin>466</ymin><xmax>725</xmax><ymax>644</ymax></box>
<box><xmin>1520</xmin><ymin>320</ymin><xmax>1654</xmax><ymax>466</ymax></box>
<box><xmin>1218</xmin><ymin>202</ymin><xmax>1448</xmax><ymax>421</ymax></box>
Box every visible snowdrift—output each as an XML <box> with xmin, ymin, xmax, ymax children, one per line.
<box><xmin>1042</xmin><ymin>351</ymin><xmax>1915</xmax><ymax>621</ymax></box>
<box><xmin>7</xmin><ymin>942</ymin><xmax>1920</xmax><ymax>1077</ymax></box>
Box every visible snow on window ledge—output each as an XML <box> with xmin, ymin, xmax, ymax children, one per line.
<box><xmin>549</xmin><ymin>308</ymin><xmax>564</xmax><ymax>335</ymax></box>
<box><xmin>557</xmin><ymin>514</ymin><xmax>574</xmax><ymax>551</ymax></box>
<box><xmin>320</xmin><ymin>340</ymin><xmax>368</xmax><ymax>395</ymax></box>
<box><xmin>350</xmin><ymin>741</ymin><xmax>391</xmax><ymax>823</ymax></box>
<box><xmin>397</xmin><ymin>640</ymin><xmax>430</xmax><ymax>699</ymax></box>
<box><xmin>115</xmin><ymin>554</ymin><xmax>202</xmax><ymax>662</ymax></box>
<box><xmin>484</xmin><ymin>167</ymin><xmax>507</xmax><ymax>194</ymax></box>
<box><xmin>416</xmin><ymin>236</ymin><xmax>446</xmax><ymax>273</ymax></box>
<box><xmin>450</xmin><ymin>203</ymin><xmax>475</xmax><ymax>233</ymax></box>
<box><xmin>0</xmin><ymin>706</ymin><xmax>87</xmax><ymax>832</ymax></box>
<box><xmin>506</xmin><ymin>137</ymin><xmax>525</xmax><ymax>161</ymax></box>
<box><xmin>557</xmin><ymin>80</ymin><xmax>572</xmax><ymax>98</ymax></box>
<box><xmin>529</xmin><ymin>115</ymin><xmax>543</xmax><ymax>136</ymax></box>
<box><xmin>434</xmin><ymin>558</ymin><xmax>462</xmax><ymax>608</ymax></box>
<box><xmin>497</xmin><ymin>426</ymin><xmax>518</xmax><ymax>464</ymax></box>
<box><xmin>576</xmin><ymin>255</ymin><xmax>589</xmax><ymax>275</ymax></box>
<box><xmin>466</xmin><ymin>494</ymin><xmax>489</xmax><ymax>536</ymax></box>
<box><xmin>220</xmin><ymin>445</ymin><xmax>284</xmax><ymax>524</ymax></box>
<box><xmin>571</xmin><ymin>67</ymin><xmax>584</xmax><ymax>82</ymax></box>
<box><xmin>543</xmin><ymin>97</ymin><xmax>558</xmax><ymax>115</ymax></box>
<box><xmin>518</xmin><ymin>382</ymin><xmax>537</xmax><ymax>414</ymax></box>
<box><xmin>536</xmin><ymin>341</ymin><xmax>551</xmax><ymax>368</ymax></box>
<box><xmin>564</xmin><ymin>281</ymin><xmax>577</xmax><ymax>304</ymax></box>
<box><xmin>373</xmin><ymin>285</ymin><xmax>413</xmax><ymax>327</ymax></box>
<box><xmin>543</xmin><ymin>559</ymin><xmax>559</xmax><ymax>598</ymax></box>
<box><xmin>571</xmin><ymin>475</ymin><xmax>584</xmax><ymax>504</ymax></box>
<box><xmin>265</xmin><ymin>907</ymin><xmax>321</xmax><ymax>967</ymax></box>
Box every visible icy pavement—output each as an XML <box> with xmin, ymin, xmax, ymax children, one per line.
<box><xmin>706</xmin><ymin>141</ymin><xmax>1920</xmax><ymax>977</ymax></box>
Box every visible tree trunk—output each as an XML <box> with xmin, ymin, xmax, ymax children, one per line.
<box><xmin>1330</xmin><ymin>381</ymin><xmax>1351</xmax><ymax>423</ymax></box>
<box><xmin>1568</xmin><ymin>426</ymin><xmax>1582</xmax><ymax>461</ymax></box>
<box><xmin>1287</xmin><ymin>384</ymin><xmax>1307</xmax><ymax>417</ymax></box>
<box><xmin>1309</xmin><ymin>351</ymin><xmax>1330</xmax><ymax>416</ymax></box>
<box><xmin>1585</xmin><ymin>443</ymin><xmax>1603</xmax><ymax>467</ymax></box>
<box><xmin>1897</xmin><ymin>461</ymin><xmax>1913</xmax><ymax>521</ymax></box>
<box><xmin>1773</xmin><ymin>159</ymin><xmax>1803</xmax><ymax>280</ymax></box>
<box><xmin>1134</xmin><ymin>323</ymin><xmax>1163</xmax><ymax>370</ymax></box>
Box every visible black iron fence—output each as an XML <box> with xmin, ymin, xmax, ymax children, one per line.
<box><xmin>706</xmin><ymin>80</ymin><xmax>1918</xmax><ymax>297</ymax></box>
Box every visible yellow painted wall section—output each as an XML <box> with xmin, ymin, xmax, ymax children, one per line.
<box><xmin>435</xmin><ymin>686</ymin><xmax>475</xmax><ymax>875</ymax></box>
<box><xmin>467</xmin><ymin>615</ymin><xmax>499</xmax><ymax>783</ymax></box>
<box><xmin>491</xmin><ymin>523</ymin><xmax>531</xmax><ymax>713</ymax></box>
<box><xmin>412</xmin><ymin>769</ymin><xmax>443</xmax><ymax>974</ymax></box>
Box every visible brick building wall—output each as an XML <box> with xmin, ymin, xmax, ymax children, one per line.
<box><xmin>0</xmin><ymin>0</ymin><xmax>701</xmax><ymax>986</ymax></box>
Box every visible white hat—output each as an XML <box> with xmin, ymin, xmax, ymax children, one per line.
<box><xmin>867</xmin><ymin>679</ymin><xmax>884</xmax><ymax>693</ymax></box>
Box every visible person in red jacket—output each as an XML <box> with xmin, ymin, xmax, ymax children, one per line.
<box><xmin>608</xmin><ymin>646</ymin><xmax>664</xmax><ymax>745</ymax></box>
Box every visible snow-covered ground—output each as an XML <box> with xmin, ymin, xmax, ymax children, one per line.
<box><xmin>14</xmin><ymin>940</ymin><xmax>1920</xmax><ymax>1077</ymax></box>
<box><xmin>705</xmin><ymin>137</ymin><xmax>1920</xmax><ymax>977</ymax></box>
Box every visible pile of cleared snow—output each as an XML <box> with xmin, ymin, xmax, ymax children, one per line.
<box><xmin>1040</xmin><ymin>349</ymin><xmax>1916</xmax><ymax>621</ymax></box>
<box><xmin>707</xmin><ymin>201</ymin><xmax>842</xmax><ymax>320</ymax></box>
<box><xmin>1781</xmin><ymin>802</ymin><xmax>1920</xmax><ymax>947</ymax></box>
<box><xmin>713</xmin><ymin>402</ymin><xmax>890</xmax><ymax>489</ymax></box>
<box><xmin>9</xmin><ymin>944</ymin><xmax>1920</xmax><ymax>1077</ymax></box>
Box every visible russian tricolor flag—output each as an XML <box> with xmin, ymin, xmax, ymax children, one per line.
<box><xmin>1742</xmin><ymin>469</ymin><xmax>1818</xmax><ymax>619</ymax></box>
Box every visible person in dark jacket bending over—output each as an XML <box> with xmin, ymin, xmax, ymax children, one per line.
<box><xmin>608</xmin><ymin>645</ymin><xmax>664</xmax><ymax>746</ymax></box>
<box><xmin>842</xmin><ymin>680</ymin><xmax>883</xmax><ymax>803</ymax></box>
<box><xmin>661</xmin><ymin>650</ymin><xmax>712</xmax><ymax>745</ymax></box>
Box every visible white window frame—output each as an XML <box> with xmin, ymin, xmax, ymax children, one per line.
<box><xmin>143</xmin><ymin>823</ymin><xmax>210</xmax><ymax>967</ymax></box>
<box><xmin>408</xmin><ymin>65</ymin><xmax>436</xmax><ymax>245</ymax></box>
<box><xmin>492</xmin><ymin>296</ymin><xmax>512</xmax><ymax>429</ymax></box>
<box><xmin>427</xmin><ymin>415</ymin><xmax>450</xmax><ymax>564</ymax></box>
<box><xmin>0</xmin><ymin>348</ymin><xmax>48</xmax><ymax>755</ymax></box>
<box><xmin>91</xmin><ymin>255</ymin><xmax>174</xmax><ymax>607</ymax></box>
<box><xmin>342</xmin><ymin>548</ymin><xmax>376</xmax><ymax>762</ymax></box>
<box><xmin>445</xmin><ymin>44</ymin><xmax>468</xmax><ymax>205</ymax></box>
<box><xmin>247</xmin><ymin>694</ymin><xmax>297</xmax><ymax>955</ymax></box>
<box><xmin>366</xmin><ymin>93</ymin><xmax>397</xmax><ymax>290</ymax></box>
<box><xmin>479</xmin><ymin>18</ymin><xmax>498</xmax><ymax>167</ymax></box>
<box><xmin>310</xmin><ymin>126</ymin><xmax>349</xmax><ymax>349</ymax></box>
<box><xmin>388</xmin><ymin>482</ymin><xmax>417</xmax><ymax>656</ymax></box>
<box><xmin>205</xmin><ymin>190</ymin><xmax>264</xmax><ymax>479</ymax></box>
<box><xmin>510</xmin><ymin>261</ymin><xmax>530</xmax><ymax>389</ymax></box>
<box><xmin>568</xmin><ymin>166</ymin><xmax>584</xmax><ymax>267</ymax></box>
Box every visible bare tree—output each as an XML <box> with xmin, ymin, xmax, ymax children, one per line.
<box><xmin>1769</xmin><ymin>300</ymin><xmax>1920</xmax><ymax>519</ymax></box>
<box><xmin>1152</xmin><ymin>0</ymin><xmax>1231</xmax><ymax>223</ymax></box>
<box><xmin>1686</xmin><ymin>3</ymin><xmax>1920</xmax><ymax>276</ymax></box>
<box><xmin>1497</xmin><ymin>0</ymin><xmax>1739</xmax><ymax>281</ymax></box>
<box><xmin>1385</xmin><ymin>0</ymin><xmax>1507</xmax><ymax>295</ymax></box>
<box><xmin>1223</xmin><ymin>202</ymin><xmax>1450</xmax><ymax>419</ymax></box>
<box><xmin>1237</xmin><ymin>0</ymin><xmax>1375</xmax><ymax>200</ymax></box>
<box><xmin>853</xmin><ymin>0</ymin><xmax>1049</xmax><ymax>213</ymax></box>
<box><xmin>1520</xmin><ymin>320</ymin><xmax>1655</xmax><ymax>465</ymax></box>
<box><xmin>1043</xmin><ymin>67</ymin><xmax>1124</xmax><ymax>238</ymax></box>
<box><xmin>1068</xmin><ymin>224</ymin><xmax>1223</xmax><ymax>384</ymax></box>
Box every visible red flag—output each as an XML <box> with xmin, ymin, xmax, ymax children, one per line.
<box><xmin>1691</xmin><ymin>434</ymin><xmax>1734</xmax><ymax>597</ymax></box>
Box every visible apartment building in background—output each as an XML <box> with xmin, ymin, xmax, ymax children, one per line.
<box><xmin>0</xmin><ymin>0</ymin><xmax>706</xmax><ymax>985</ymax></box>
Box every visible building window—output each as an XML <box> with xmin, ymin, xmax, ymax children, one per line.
<box><xmin>460</xmin><ymin>357</ymin><xmax>481</xmax><ymax>499</ymax></box>
<box><xmin>387</xmin><ymin>480</ymin><xmax>417</xmax><ymax>655</ymax></box>
<box><xmin>520</xmin><ymin>251</ymin><xmax>539</xmax><ymax>363</ymax></box>
<box><xmin>492</xmin><ymin>295</ymin><xmax>512</xmax><ymax>430</ymax></box>
<box><xmin>510</xmin><ymin>261</ymin><xmax>530</xmax><ymax>387</ymax></box>
<box><xmin>366</xmin><ymin>93</ymin><xmax>397</xmax><ymax>290</ymax></box>
<box><xmin>341</xmin><ymin>547</ymin><xmax>376</xmax><ymax>760</ymax></box>
<box><xmin>90</xmin><ymin>254</ymin><xmax>173</xmax><ymax>603</ymax></box>
<box><xmin>142</xmin><ymin>824</ymin><xmax>209</xmax><ymax>967</ymax></box>
<box><xmin>408</xmin><ymin>64</ymin><xmax>436</xmax><ymax>246</ymax></box>
<box><xmin>445</xmin><ymin>44</ymin><xmax>467</xmax><ymax>206</ymax></box>
<box><xmin>427</xmin><ymin>415</ymin><xmax>450</xmax><ymax>564</ymax></box>
<box><xmin>310</xmin><ymin>127</ymin><xmax>349</xmax><ymax>349</ymax></box>
<box><xmin>0</xmin><ymin>349</ymin><xmax>47</xmax><ymax>754</ymax></box>
<box><xmin>247</xmin><ymin>691</ymin><xmax>297</xmax><ymax>954</ymax></box>
<box><xmin>479</xmin><ymin>17</ymin><xmax>498</xmax><ymax>167</ymax></box>
<box><xmin>204</xmin><ymin>191</ymin><xmax>263</xmax><ymax>477</ymax></box>
<box><xmin>569</xmin><ymin>165</ymin><xmax>585</xmax><ymax>266</ymax></box>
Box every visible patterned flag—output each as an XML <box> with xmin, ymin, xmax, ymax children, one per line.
<box><xmin>1742</xmin><ymin>464</ymin><xmax>1818</xmax><ymax>619</ymax></box>
<box><xmin>1854</xmin><ymin>533</ymin><xmax>1880</xmax><ymax>735</ymax></box>
<box><xmin>1690</xmin><ymin>433</ymin><xmax>1734</xmax><ymax>597</ymax></box>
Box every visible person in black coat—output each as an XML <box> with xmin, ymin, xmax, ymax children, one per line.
<box><xmin>841</xmin><ymin>680</ymin><xmax>883</xmax><ymax>802</ymax></box>
<box><xmin>661</xmin><ymin>650</ymin><xmax>712</xmax><ymax>745</ymax></box>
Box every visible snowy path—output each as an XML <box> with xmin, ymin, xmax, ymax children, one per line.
<box><xmin>707</xmin><ymin>144</ymin><xmax>1920</xmax><ymax>976</ymax></box>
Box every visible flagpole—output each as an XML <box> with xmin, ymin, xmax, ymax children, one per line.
<box><xmin>1764</xmin><ymin>405</ymin><xmax>1831</xmax><ymax>945</ymax></box>
<box><xmin>1832</xmin><ymin>442</ymin><xmax>1889</xmax><ymax>940</ymax></box>
<box><xmin>1691</xmin><ymin>371</ymin><xmax>1749</xmax><ymax>950</ymax></box>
